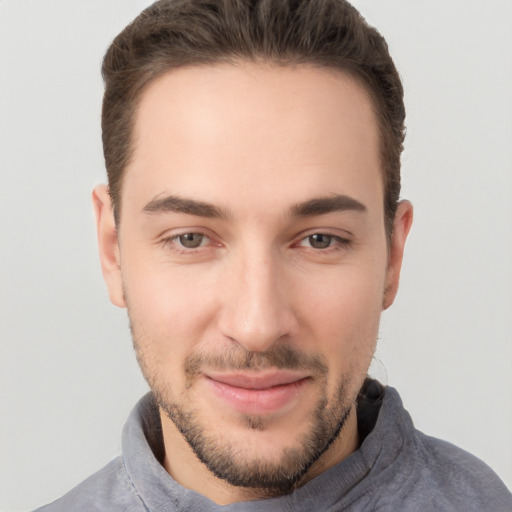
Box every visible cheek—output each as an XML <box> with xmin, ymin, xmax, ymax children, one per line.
<box><xmin>300</xmin><ymin>265</ymin><xmax>385</xmax><ymax>365</ymax></box>
<box><xmin>121</xmin><ymin>252</ymin><xmax>220</xmax><ymax>362</ymax></box>
<box><xmin>301</xmin><ymin>277</ymin><xmax>382</xmax><ymax>403</ymax></box>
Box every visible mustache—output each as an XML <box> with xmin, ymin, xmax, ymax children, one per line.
<box><xmin>184</xmin><ymin>344</ymin><xmax>328</xmax><ymax>379</ymax></box>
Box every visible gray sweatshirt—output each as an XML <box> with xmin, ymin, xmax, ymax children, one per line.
<box><xmin>35</xmin><ymin>386</ymin><xmax>512</xmax><ymax>511</ymax></box>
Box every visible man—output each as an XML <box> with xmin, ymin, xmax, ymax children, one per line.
<box><xmin>35</xmin><ymin>0</ymin><xmax>512</xmax><ymax>510</ymax></box>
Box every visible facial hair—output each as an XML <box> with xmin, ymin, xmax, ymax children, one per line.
<box><xmin>132</xmin><ymin>324</ymin><xmax>355</xmax><ymax>496</ymax></box>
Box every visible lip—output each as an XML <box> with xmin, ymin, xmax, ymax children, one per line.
<box><xmin>204</xmin><ymin>370</ymin><xmax>311</xmax><ymax>415</ymax></box>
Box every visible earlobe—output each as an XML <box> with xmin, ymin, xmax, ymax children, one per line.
<box><xmin>92</xmin><ymin>185</ymin><xmax>126</xmax><ymax>308</ymax></box>
<box><xmin>382</xmin><ymin>200</ymin><xmax>413</xmax><ymax>310</ymax></box>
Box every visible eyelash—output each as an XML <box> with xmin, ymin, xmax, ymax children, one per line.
<box><xmin>160</xmin><ymin>231</ymin><xmax>351</xmax><ymax>254</ymax></box>
<box><xmin>297</xmin><ymin>233</ymin><xmax>351</xmax><ymax>251</ymax></box>
<box><xmin>161</xmin><ymin>232</ymin><xmax>212</xmax><ymax>254</ymax></box>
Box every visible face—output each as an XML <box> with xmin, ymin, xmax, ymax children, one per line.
<box><xmin>95</xmin><ymin>62</ymin><xmax>412</xmax><ymax>499</ymax></box>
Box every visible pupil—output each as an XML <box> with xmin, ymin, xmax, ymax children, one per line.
<box><xmin>179</xmin><ymin>233</ymin><xmax>203</xmax><ymax>248</ymax></box>
<box><xmin>310</xmin><ymin>234</ymin><xmax>331</xmax><ymax>249</ymax></box>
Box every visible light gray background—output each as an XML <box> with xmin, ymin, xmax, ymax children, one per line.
<box><xmin>1</xmin><ymin>1</ymin><xmax>511</xmax><ymax>510</ymax></box>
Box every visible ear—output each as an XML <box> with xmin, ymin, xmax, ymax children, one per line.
<box><xmin>92</xmin><ymin>185</ymin><xmax>126</xmax><ymax>308</ymax></box>
<box><xmin>382</xmin><ymin>200</ymin><xmax>413</xmax><ymax>310</ymax></box>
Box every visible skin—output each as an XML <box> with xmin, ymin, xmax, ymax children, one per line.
<box><xmin>94</xmin><ymin>62</ymin><xmax>412</xmax><ymax>505</ymax></box>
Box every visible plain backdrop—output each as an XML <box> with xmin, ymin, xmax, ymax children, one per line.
<box><xmin>1</xmin><ymin>1</ymin><xmax>511</xmax><ymax>510</ymax></box>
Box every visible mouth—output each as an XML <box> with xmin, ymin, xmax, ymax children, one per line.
<box><xmin>204</xmin><ymin>370</ymin><xmax>311</xmax><ymax>415</ymax></box>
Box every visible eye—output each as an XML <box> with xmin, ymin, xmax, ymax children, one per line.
<box><xmin>298</xmin><ymin>233</ymin><xmax>349</xmax><ymax>250</ymax></box>
<box><xmin>176</xmin><ymin>232</ymin><xmax>207</xmax><ymax>249</ymax></box>
<box><xmin>159</xmin><ymin>230</ymin><xmax>220</xmax><ymax>259</ymax></box>
<box><xmin>307</xmin><ymin>234</ymin><xmax>333</xmax><ymax>249</ymax></box>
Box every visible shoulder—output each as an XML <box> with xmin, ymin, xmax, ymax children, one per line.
<box><xmin>33</xmin><ymin>457</ymin><xmax>145</xmax><ymax>512</ymax></box>
<box><xmin>414</xmin><ymin>432</ymin><xmax>511</xmax><ymax>504</ymax></box>
<box><xmin>366</xmin><ymin>386</ymin><xmax>512</xmax><ymax>511</ymax></box>
<box><xmin>388</xmin><ymin>426</ymin><xmax>512</xmax><ymax>512</ymax></box>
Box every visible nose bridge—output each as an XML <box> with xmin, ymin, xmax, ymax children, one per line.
<box><xmin>220</xmin><ymin>242</ymin><xmax>294</xmax><ymax>352</ymax></box>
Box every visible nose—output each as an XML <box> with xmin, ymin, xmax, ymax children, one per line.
<box><xmin>218</xmin><ymin>248</ymin><xmax>298</xmax><ymax>353</ymax></box>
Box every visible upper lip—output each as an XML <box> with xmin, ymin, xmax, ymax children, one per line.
<box><xmin>205</xmin><ymin>370</ymin><xmax>310</xmax><ymax>390</ymax></box>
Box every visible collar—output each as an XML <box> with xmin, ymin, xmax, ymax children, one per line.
<box><xmin>121</xmin><ymin>383</ymin><xmax>414</xmax><ymax>511</ymax></box>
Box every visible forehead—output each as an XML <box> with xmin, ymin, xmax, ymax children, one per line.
<box><xmin>123</xmin><ymin>62</ymin><xmax>382</xmax><ymax>217</ymax></box>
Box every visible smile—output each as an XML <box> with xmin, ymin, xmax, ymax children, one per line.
<box><xmin>203</xmin><ymin>371</ymin><xmax>311</xmax><ymax>415</ymax></box>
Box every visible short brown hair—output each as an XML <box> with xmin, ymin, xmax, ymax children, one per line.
<box><xmin>102</xmin><ymin>0</ymin><xmax>405</xmax><ymax>239</ymax></box>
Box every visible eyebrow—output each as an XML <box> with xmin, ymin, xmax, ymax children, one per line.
<box><xmin>289</xmin><ymin>194</ymin><xmax>367</xmax><ymax>217</ymax></box>
<box><xmin>142</xmin><ymin>193</ymin><xmax>366</xmax><ymax>219</ymax></box>
<box><xmin>143</xmin><ymin>194</ymin><xmax>228</xmax><ymax>219</ymax></box>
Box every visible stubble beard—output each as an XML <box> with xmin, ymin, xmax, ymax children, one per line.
<box><xmin>132</xmin><ymin>326</ymin><xmax>355</xmax><ymax>496</ymax></box>
<box><xmin>157</xmin><ymin>377</ymin><xmax>353</xmax><ymax>495</ymax></box>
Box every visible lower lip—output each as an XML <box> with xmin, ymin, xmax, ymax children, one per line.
<box><xmin>205</xmin><ymin>377</ymin><xmax>309</xmax><ymax>415</ymax></box>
